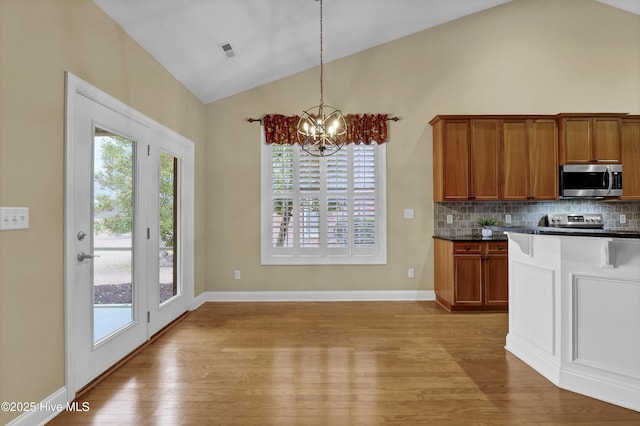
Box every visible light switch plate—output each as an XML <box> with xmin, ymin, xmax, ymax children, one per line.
<box><xmin>403</xmin><ymin>209</ymin><xmax>414</xmax><ymax>219</ymax></box>
<box><xmin>0</xmin><ymin>207</ymin><xmax>29</xmax><ymax>230</ymax></box>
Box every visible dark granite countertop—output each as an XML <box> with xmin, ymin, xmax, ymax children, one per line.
<box><xmin>433</xmin><ymin>234</ymin><xmax>508</xmax><ymax>242</ymax></box>
<box><xmin>488</xmin><ymin>226</ymin><xmax>640</xmax><ymax>239</ymax></box>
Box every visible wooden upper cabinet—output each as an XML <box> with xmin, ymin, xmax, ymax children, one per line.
<box><xmin>470</xmin><ymin>120</ymin><xmax>500</xmax><ymax>200</ymax></box>
<box><xmin>502</xmin><ymin>120</ymin><xmax>529</xmax><ymax>200</ymax></box>
<box><xmin>502</xmin><ymin>120</ymin><xmax>530</xmax><ymax>200</ymax></box>
<box><xmin>563</xmin><ymin>118</ymin><xmax>591</xmax><ymax>162</ymax></box>
<box><xmin>431</xmin><ymin>116</ymin><xmax>500</xmax><ymax>202</ymax></box>
<box><xmin>528</xmin><ymin>119</ymin><xmax>558</xmax><ymax>199</ymax></box>
<box><xmin>559</xmin><ymin>114</ymin><xmax>623</xmax><ymax>164</ymax></box>
<box><xmin>501</xmin><ymin>119</ymin><xmax>558</xmax><ymax>200</ymax></box>
<box><xmin>433</xmin><ymin>113</ymin><xmax>629</xmax><ymax>201</ymax></box>
<box><xmin>621</xmin><ymin>117</ymin><xmax>640</xmax><ymax>200</ymax></box>
<box><xmin>442</xmin><ymin>120</ymin><xmax>470</xmax><ymax>200</ymax></box>
<box><xmin>593</xmin><ymin>118</ymin><xmax>622</xmax><ymax>161</ymax></box>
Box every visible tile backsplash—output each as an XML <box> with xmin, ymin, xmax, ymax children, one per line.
<box><xmin>434</xmin><ymin>200</ymin><xmax>640</xmax><ymax>238</ymax></box>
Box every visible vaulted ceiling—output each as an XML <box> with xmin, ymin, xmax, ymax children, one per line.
<box><xmin>93</xmin><ymin>0</ymin><xmax>640</xmax><ymax>104</ymax></box>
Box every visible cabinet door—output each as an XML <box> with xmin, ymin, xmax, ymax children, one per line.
<box><xmin>592</xmin><ymin>117</ymin><xmax>621</xmax><ymax>163</ymax></box>
<box><xmin>470</xmin><ymin>120</ymin><xmax>500</xmax><ymax>200</ymax></box>
<box><xmin>484</xmin><ymin>254</ymin><xmax>509</xmax><ymax>306</ymax></box>
<box><xmin>502</xmin><ymin>120</ymin><xmax>529</xmax><ymax>200</ymax></box>
<box><xmin>529</xmin><ymin>119</ymin><xmax>558</xmax><ymax>199</ymax></box>
<box><xmin>442</xmin><ymin>121</ymin><xmax>470</xmax><ymax>200</ymax></box>
<box><xmin>453</xmin><ymin>255</ymin><xmax>482</xmax><ymax>305</ymax></box>
<box><xmin>621</xmin><ymin>119</ymin><xmax>640</xmax><ymax>200</ymax></box>
<box><xmin>563</xmin><ymin>118</ymin><xmax>592</xmax><ymax>163</ymax></box>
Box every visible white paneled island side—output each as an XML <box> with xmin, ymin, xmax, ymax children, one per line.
<box><xmin>494</xmin><ymin>227</ymin><xmax>640</xmax><ymax>412</ymax></box>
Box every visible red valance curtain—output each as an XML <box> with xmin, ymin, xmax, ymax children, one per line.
<box><xmin>262</xmin><ymin>113</ymin><xmax>389</xmax><ymax>145</ymax></box>
<box><xmin>262</xmin><ymin>114</ymin><xmax>300</xmax><ymax>145</ymax></box>
<box><xmin>345</xmin><ymin>114</ymin><xmax>389</xmax><ymax>145</ymax></box>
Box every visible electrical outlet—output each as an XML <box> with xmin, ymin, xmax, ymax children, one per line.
<box><xmin>0</xmin><ymin>207</ymin><xmax>29</xmax><ymax>230</ymax></box>
<box><xmin>620</xmin><ymin>214</ymin><xmax>626</xmax><ymax>224</ymax></box>
<box><xmin>234</xmin><ymin>270</ymin><xmax>241</xmax><ymax>280</ymax></box>
<box><xmin>408</xmin><ymin>268</ymin><xmax>415</xmax><ymax>279</ymax></box>
<box><xmin>446</xmin><ymin>215</ymin><xmax>453</xmax><ymax>224</ymax></box>
<box><xmin>505</xmin><ymin>214</ymin><xmax>512</xmax><ymax>225</ymax></box>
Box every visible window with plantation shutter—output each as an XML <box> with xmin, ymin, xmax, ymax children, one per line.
<box><xmin>261</xmin><ymin>136</ymin><xmax>387</xmax><ymax>265</ymax></box>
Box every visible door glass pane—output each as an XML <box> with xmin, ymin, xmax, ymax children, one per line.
<box><xmin>159</xmin><ymin>152</ymin><xmax>179</xmax><ymax>304</ymax></box>
<box><xmin>93</xmin><ymin>128</ymin><xmax>135</xmax><ymax>343</ymax></box>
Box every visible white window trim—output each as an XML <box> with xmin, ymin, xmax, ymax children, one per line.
<box><xmin>260</xmin><ymin>129</ymin><xmax>387</xmax><ymax>265</ymax></box>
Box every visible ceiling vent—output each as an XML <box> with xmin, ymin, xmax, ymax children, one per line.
<box><xmin>219</xmin><ymin>42</ymin><xmax>236</xmax><ymax>59</ymax></box>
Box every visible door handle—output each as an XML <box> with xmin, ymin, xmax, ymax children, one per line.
<box><xmin>77</xmin><ymin>252</ymin><xmax>100</xmax><ymax>262</ymax></box>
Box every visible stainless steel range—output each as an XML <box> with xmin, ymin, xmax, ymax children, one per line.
<box><xmin>540</xmin><ymin>213</ymin><xmax>605</xmax><ymax>229</ymax></box>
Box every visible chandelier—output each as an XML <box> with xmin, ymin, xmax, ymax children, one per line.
<box><xmin>296</xmin><ymin>0</ymin><xmax>346</xmax><ymax>157</ymax></box>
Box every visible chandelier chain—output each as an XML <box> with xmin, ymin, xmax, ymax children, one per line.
<box><xmin>296</xmin><ymin>0</ymin><xmax>346</xmax><ymax>157</ymax></box>
<box><xmin>319</xmin><ymin>0</ymin><xmax>323</xmax><ymax>105</ymax></box>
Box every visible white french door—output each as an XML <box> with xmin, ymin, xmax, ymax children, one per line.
<box><xmin>147</xmin><ymin>133</ymin><xmax>194</xmax><ymax>336</ymax></box>
<box><xmin>65</xmin><ymin>73</ymin><xmax>194</xmax><ymax>396</ymax></box>
<box><xmin>71</xmin><ymin>94</ymin><xmax>149</xmax><ymax>390</ymax></box>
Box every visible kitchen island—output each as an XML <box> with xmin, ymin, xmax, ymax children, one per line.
<box><xmin>490</xmin><ymin>226</ymin><xmax>640</xmax><ymax>412</ymax></box>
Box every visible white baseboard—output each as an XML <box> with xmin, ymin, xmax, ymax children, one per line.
<box><xmin>6</xmin><ymin>386</ymin><xmax>68</xmax><ymax>426</ymax></box>
<box><xmin>192</xmin><ymin>290</ymin><xmax>435</xmax><ymax>304</ymax></box>
<box><xmin>192</xmin><ymin>291</ymin><xmax>209</xmax><ymax>310</ymax></box>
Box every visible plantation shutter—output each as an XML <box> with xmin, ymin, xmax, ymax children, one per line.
<box><xmin>353</xmin><ymin>145</ymin><xmax>377</xmax><ymax>252</ymax></box>
<box><xmin>326</xmin><ymin>149</ymin><xmax>349</xmax><ymax>253</ymax></box>
<box><xmin>298</xmin><ymin>151</ymin><xmax>321</xmax><ymax>251</ymax></box>
<box><xmin>270</xmin><ymin>145</ymin><xmax>294</xmax><ymax>249</ymax></box>
<box><xmin>262</xmin><ymin>133</ymin><xmax>386</xmax><ymax>264</ymax></box>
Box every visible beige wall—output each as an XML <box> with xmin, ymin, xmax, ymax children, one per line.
<box><xmin>205</xmin><ymin>0</ymin><xmax>640</xmax><ymax>293</ymax></box>
<box><xmin>0</xmin><ymin>0</ymin><xmax>206</xmax><ymax>423</ymax></box>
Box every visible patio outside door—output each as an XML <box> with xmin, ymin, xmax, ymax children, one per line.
<box><xmin>70</xmin><ymin>94</ymin><xmax>149</xmax><ymax>391</ymax></box>
<box><xmin>65</xmin><ymin>73</ymin><xmax>194</xmax><ymax>396</ymax></box>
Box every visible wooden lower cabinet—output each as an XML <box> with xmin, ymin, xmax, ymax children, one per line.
<box><xmin>434</xmin><ymin>238</ymin><xmax>508</xmax><ymax>312</ymax></box>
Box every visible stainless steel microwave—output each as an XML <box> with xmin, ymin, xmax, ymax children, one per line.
<box><xmin>559</xmin><ymin>164</ymin><xmax>622</xmax><ymax>198</ymax></box>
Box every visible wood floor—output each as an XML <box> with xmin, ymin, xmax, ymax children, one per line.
<box><xmin>49</xmin><ymin>302</ymin><xmax>640</xmax><ymax>425</ymax></box>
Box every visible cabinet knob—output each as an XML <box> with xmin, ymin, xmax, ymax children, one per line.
<box><xmin>498</xmin><ymin>246</ymin><xmax>504</xmax><ymax>251</ymax></box>
<box><xmin>465</xmin><ymin>246</ymin><xmax>471</xmax><ymax>251</ymax></box>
